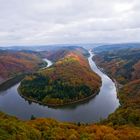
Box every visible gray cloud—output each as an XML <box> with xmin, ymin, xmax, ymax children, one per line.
<box><xmin>0</xmin><ymin>0</ymin><xmax>140</xmax><ymax>45</ymax></box>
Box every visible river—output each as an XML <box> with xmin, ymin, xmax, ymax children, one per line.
<box><xmin>0</xmin><ymin>50</ymin><xmax>119</xmax><ymax>123</ymax></box>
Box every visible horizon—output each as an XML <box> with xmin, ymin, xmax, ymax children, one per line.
<box><xmin>1</xmin><ymin>42</ymin><xmax>140</xmax><ymax>48</ymax></box>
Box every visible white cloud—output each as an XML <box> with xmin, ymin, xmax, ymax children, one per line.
<box><xmin>0</xmin><ymin>0</ymin><xmax>140</xmax><ymax>45</ymax></box>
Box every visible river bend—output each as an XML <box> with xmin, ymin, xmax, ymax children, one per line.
<box><xmin>0</xmin><ymin>50</ymin><xmax>119</xmax><ymax>123</ymax></box>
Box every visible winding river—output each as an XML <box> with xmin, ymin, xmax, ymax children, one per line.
<box><xmin>0</xmin><ymin>50</ymin><xmax>119</xmax><ymax>123</ymax></box>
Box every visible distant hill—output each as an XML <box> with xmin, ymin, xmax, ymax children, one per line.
<box><xmin>0</xmin><ymin>45</ymin><xmax>89</xmax><ymax>52</ymax></box>
<box><xmin>94</xmin><ymin>43</ymin><xmax>140</xmax><ymax>53</ymax></box>
<box><xmin>0</xmin><ymin>50</ymin><xmax>46</xmax><ymax>85</ymax></box>
<box><xmin>40</xmin><ymin>46</ymin><xmax>89</xmax><ymax>62</ymax></box>
<box><xmin>93</xmin><ymin>44</ymin><xmax>140</xmax><ymax>84</ymax></box>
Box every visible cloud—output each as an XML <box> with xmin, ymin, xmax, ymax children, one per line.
<box><xmin>0</xmin><ymin>0</ymin><xmax>140</xmax><ymax>45</ymax></box>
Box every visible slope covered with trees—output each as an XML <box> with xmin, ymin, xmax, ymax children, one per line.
<box><xmin>93</xmin><ymin>44</ymin><xmax>140</xmax><ymax>127</ymax></box>
<box><xmin>40</xmin><ymin>46</ymin><xmax>89</xmax><ymax>62</ymax></box>
<box><xmin>94</xmin><ymin>45</ymin><xmax>140</xmax><ymax>84</ymax></box>
<box><xmin>0</xmin><ymin>50</ymin><xmax>47</xmax><ymax>85</ymax></box>
<box><xmin>19</xmin><ymin>50</ymin><xmax>101</xmax><ymax>106</ymax></box>
<box><xmin>0</xmin><ymin>111</ymin><xmax>140</xmax><ymax>140</ymax></box>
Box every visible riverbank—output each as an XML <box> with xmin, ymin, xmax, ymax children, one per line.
<box><xmin>18</xmin><ymin>86</ymin><xmax>100</xmax><ymax>107</ymax></box>
<box><xmin>92</xmin><ymin>55</ymin><xmax>123</xmax><ymax>90</ymax></box>
<box><xmin>0</xmin><ymin>74</ymin><xmax>25</xmax><ymax>91</ymax></box>
<box><xmin>0</xmin><ymin>61</ymin><xmax>48</xmax><ymax>91</ymax></box>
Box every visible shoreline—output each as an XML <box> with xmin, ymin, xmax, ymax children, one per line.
<box><xmin>92</xmin><ymin>55</ymin><xmax>123</xmax><ymax>90</ymax></box>
<box><xmin>0</xmin><ymin>74</ymin><xmax>25</xmax><ymax>91</ymax></box>
<box><xmin>18</xmin><ymin>86</ymin><xmax>100</xmax><ymax>107</ymax></box>
<box><xmin>92</xmin><ymin>55</ymin><xmax>122</xmax><ymax>103</ymax></box>
<box><xmin>0</xmin><ymin>61</ymin><xmax>48</xmax><ymax>90</ymax></box>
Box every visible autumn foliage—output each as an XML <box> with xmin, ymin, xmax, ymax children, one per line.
<box><xmin>1</xmin><ymin>111</ymin><xmax>140</xmax><ymax>140</ymax></box>
<box><xmin>94</xmin><ymin>46</ymin><xmax>140</xmax><ymax>128</ymax></box>
<box><xmin>0</xmin><ymin>50</ymin><xmax>46</xmax><ymax>83</ymax></box>
<box><xmin>1</xmin><ymin>46</ymin><xmax>140</xmax><ymax>139</ymax></box>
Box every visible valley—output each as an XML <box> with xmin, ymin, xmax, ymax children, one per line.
<box><xmin>0</xmin><ymin>44</ymin><xmax>140</xmax><ymax>139</ymax></box>
<box><xmin>0</xmin><ymin>48</ymin><xmax>119</xmax><ymax>123</ymax></box>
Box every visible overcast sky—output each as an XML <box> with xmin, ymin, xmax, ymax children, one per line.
<box><xmin>0</xmin><ymin>0</ymin><xmax>140</xmax><ymax>45</ymax></box>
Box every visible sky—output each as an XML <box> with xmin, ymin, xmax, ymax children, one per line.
<box><xmin>0</xmin><ymin>0</ymin><xmax>140</xmax><ymax>46</ymax></box>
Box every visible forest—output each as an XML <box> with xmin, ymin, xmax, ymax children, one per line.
<box><xmin>0</xmin><ymin>111</ymin><xmax>140</xmax><ymax>140</ymax></box>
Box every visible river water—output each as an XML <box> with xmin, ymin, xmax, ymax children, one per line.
<box><xmin>0</xmin><ymin>50</ymin><xmax>119</xmax><ymax>123</ymax></box>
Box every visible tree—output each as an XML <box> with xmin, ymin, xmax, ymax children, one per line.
<box><xmin>30</xmin><ymin>114</ymin><xmax>36</xmax><ymax>120</ymax></box>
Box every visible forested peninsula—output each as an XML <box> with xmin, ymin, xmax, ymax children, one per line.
<box><xmin>19</xmin><ymin>49</ymin><xmax>101</xmax><ymax>106</ymax></box>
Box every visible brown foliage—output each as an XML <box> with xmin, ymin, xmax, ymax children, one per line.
<box><xmin>0</xmin><ymin>51</ymin><xmax>44</xmax><ymax>80</ymax></box>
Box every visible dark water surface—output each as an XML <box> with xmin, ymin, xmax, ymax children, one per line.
<box><xmin>0</xmin><ymin>50</ymin><xmax>119</xmax><ymax>123</ymax></box>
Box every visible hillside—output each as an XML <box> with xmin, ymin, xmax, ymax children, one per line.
<box><xmin>19</xmin><ymin>50</ymin><xmax>101</xmax><ymax>106</ymax></box>
<box><xmin>104</xmin><ymin>79</ymin><xmax>140</xmax><ymax>127</ymax></box>
<box><xmin>93</xmin><ymin>45</ymin><xmax>140</xmax><ymax>127</ymax></box>
<box><xmin>0</xmin><ymin>50</ymin><xmax>46</xmax><ymax>85</ymax></box>
<box><xmin>1</xmin><ymin>111</ymin><xmax>140</xmax><ymax>140</ymax></box>
<box><xmin>40</xmin><ymin>46</ymin><xmax>89</xmax><ymax>62</ymax></box>
<box><xmin>93</xmin><ymin>46</ymin><xmax>140</xmax><ymax>84</ymax></box>
<box><xmin>94</xmin><ymin>43</ymin><xmax>140</xmax><ymax>53</ymax></box>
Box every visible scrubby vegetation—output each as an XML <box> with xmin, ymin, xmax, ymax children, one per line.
<box><xmin>19</xmin><ymin>51</ymin><xmax>101</xmax><ymax>106</ymax></box>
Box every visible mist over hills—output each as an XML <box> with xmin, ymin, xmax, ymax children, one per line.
<box><xmin>0</xmin><ymin>43</ymin><xmax>106</xmax><ymax>51</ymax></box>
